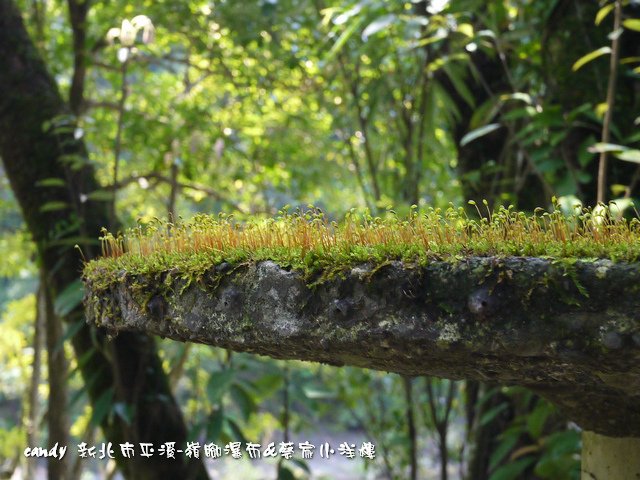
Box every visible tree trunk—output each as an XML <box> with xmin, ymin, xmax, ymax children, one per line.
<box><xmin>0</xmin><ymin>2</ymin><xmax>209</xmax><ymax>479</ymax></box>
<box><xmin>42</xmin><ymin>269</ymin><xmax>70</xmax><ymax>480</ymax></box>
<box><xmin>25</xmin><ymin>275</ymin><xmax>45</xmax><ymax>479</ymax></box>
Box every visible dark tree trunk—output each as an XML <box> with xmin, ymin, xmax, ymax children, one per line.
<box><xmin>439</xmin><ymin>48</ymin><xmax>549</xmax><ymax>211</ymax></box>
<box><xmin>465</xmin><ymin>386</ymin><xmax>513</xmax><ymax>480</ymax></box>
<box><xmin>42</xmin><ymin>269</ymin><xmax>70</xmax><ymax>480</ymax></box>
<box><xmin>0</xmin><ymin>2</ymin><xmax>209</xmax><ymax>479</ymax></box>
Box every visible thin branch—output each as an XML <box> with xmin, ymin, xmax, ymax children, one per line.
<box><xmin>168</xmin><ymin>160</ymin><xmax>179</xmax><ymax>221</ymax></box>
<box><xmin>91</xmin><ymin>60</ymin><xmax>119</xmax><ymax>72</ymax></box>
<box><xmin>624</xmin><ymin>166</ymin><xmax>640</xmax><ymax>198</ymax></box>
<box><xmin>84</xmin><ymin>100</ymin><xmax>120</xmax><ymax>111</ymax></box>
<box><xmin>403</xmin><ymin>376</ymin><xmax>418</xmax><ymax>480</ymax></box>
<box><xmin>413</xmin><ymin>51</ymin><xmax>432</xmax><ymax>204</ymax></box>
<box><xmin>67</xmin><ymin>0</ymin><xmax>89</xmax><ymax>115</ymax></box>
<box><xmin>597</xmin><ymin>0</ymin><xmax>622</xmax><ymax>204</ymax></box>
<box><xmin>168</xmin><ymin>344</ymin><xmax>192</xmax><ymax>390</ymax></box>
<box><xmin>110</xmin><ymin>54</ymin><xmax>129</xmax><ymax>228</ymax></box>
<box><xmin>42</xmin><ymin>269</ymin><xmax>70</xmax><ymax>480</ymax></box>
<box><xmin>111</xmin><ymin>171</ymin><xmax>247</xmax><ymax>213</ymax></box>
<box><xmin>25</xmin><ymin>280</ymin><xmax>44</xmax><ymax>479</ymax></box>
<box><xmin>345</xmin><ymin>136</ymin><xmax>374</xmax><ymax>211</ymax></box>
<box><xmin>337</xmin><ymin>54</ymin><xmax>382</xmax><ymax>202</ymax></box>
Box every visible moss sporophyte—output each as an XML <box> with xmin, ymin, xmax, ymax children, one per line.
<box><xmin>83</xmin><ymin>203</ymin><xmax>640</xmax><ymax>289</ymax></box>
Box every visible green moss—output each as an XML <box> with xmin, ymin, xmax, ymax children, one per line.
<box><xmin>83</xmin><ymin>204</ymin><xmax>640</xmax><ymax>290</ymax></box>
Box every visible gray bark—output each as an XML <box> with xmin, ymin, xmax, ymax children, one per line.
<box><xmin>85</xmin><ymin>256</ymin><xmax>640</xmax><ymax>437</ymax></box>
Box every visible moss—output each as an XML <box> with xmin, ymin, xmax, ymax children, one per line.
<box><xmin>83</xmin><ymin>204</ymin><xmax>640</xmax><ymax>292</ymax></box>
<box><xmin>240</xmin><ymin>314</ymin><xmax>254</xmax><ymax>332</ymax></box>
<box><xmin>436</xmin><ymin>322</ymin><xmax>461</xmax><ymax>345</ymax></box>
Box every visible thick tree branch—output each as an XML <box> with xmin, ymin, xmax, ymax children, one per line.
<box><xmin>86</xmin><ymin>257</ymin><xmax>640</xmax><ymax>437</ymax></box>
<box><xmin>67</xmin><ymin>0</ymin><xmax>89</xmax><ymax>115</ymax></box>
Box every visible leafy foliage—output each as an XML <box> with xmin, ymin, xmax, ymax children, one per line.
<box><xmin>2</xmin><ymin>0</ymin><xmax>640</xmax><ymax>478</ymax></box>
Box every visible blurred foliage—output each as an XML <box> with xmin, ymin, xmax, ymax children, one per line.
<box><xmin>1</xmin><ymin>0</ymin><xmax>639</xmax><ymax>478</ymax></box>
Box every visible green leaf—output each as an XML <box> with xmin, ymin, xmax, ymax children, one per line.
<box><xmin>253</xmin><ymin>373</ymin><xmax>283</xmax><ymax>396</ymax></box>
<box><xmin>576</xmin><ymin>170</ymin><xmax>592</xmax><ymax>183</ymax></box>
<box><xmin>112</xmin><ymin>402</ymin><xmax>134</xmax><ymax>425</ymax></box>
<box><xmin>460</xmin><ymin>123</ymin><xmax>502</xmax><ymax>147</ymax></box>
<box><xmin>501</xmin><ymin>107</ymin><xmax>535</xmax><ymax>122</ymax></box>
<box><xmin>457</xmin><ymin>22</ymin><xmax>474</xmax><ymax>37</ymax></box>
<box><xmin>87</xmin><ymin>190</ymin><xmax>115</xmax><ymax>201</ymax></box>
<box><xmin>206</xmin><ymin>369</ymin><xmax>234</xmax><ymax>403</ymax></box>
<box><xmin>277</xmin><ymin>463</ymin><xmax>296</xmax><ymax>480</ymax></box>
<box><xmin>442</xmin><ymin>62</ymin><xmax>475</xmax><ymax>107</ymax></box>
<box><xmin>290</xmin><ymin>458</ymin><xmax>311</xmax><ymax>473</ymax></box>
<box><xmin>480</xmin><ymin>402</ymin><xmax>508</xmax><ymax>426</ymax></box>
<box><xmin>608</xmin><ymin>198</ymin><xmax>634</xmax><ymax>217</ymax></box>
<box><xmin>587</xmin><ymin>142</ymin><xmax>627</xmax><ymax>153</ymax></box>
<box><xmin>69</xmin><ymin>365</ymin><xmax>104</xmax><ymax>408</ymax></box>
<box><xmin>36</xmin><ymin>178</ymin><xmax>66</xmax><ymax>188</ymax></box>
<box><xmin>54</xmin><ymin>279</ymin><xmax>84</xmax><ymax>317</ymax></box>
<box><xmin>527</xmin><ymin>402</ymin><xmax>552</xmax><ymax>439</ymax></box>
<box><xmin>303</xmin><ymin>386</ymin><xmax>336</xmax><ymax>400</ymax></box>
<box><xmin>490</xmin><ymin>457</ymin><xmax>536</xmax><ymax>480</ymax></box>
<box><xmin>206</xmin><ymin>406</ymin><xmax>224</xmax><ymax>441</ymax></box>
<box><xmin>58</xmin><ymin>154</ymin><xmax>87</xmax><ymax>170</ymax></box>
<box><xmin>615</xmin><ymin>149</ymin><xmax>640</xmax><ymax>164</ymax></box>
<box><xmin>620</xmin><ymin>56</ymin><xmax>640</xmax><ymax>65</ymax></box>
<box><xmin>534</xmin><ymin>455</ymin><xmax>578</xmax><ymax>479</ymax></box>
<box><xmin>623</xmin><ymin>19</ymin><xmax>640</xmax><ymax>32</ymax></box>
<box><xmin>224</xmin><ymin>417</ymin><xmax>247</xmax><ymax>444</ymax></box>
<box><xmin>362</xmin><ymin>14</ymin><xmax>397</xmax><ymax>39</ymax></box>
<box><xmin>332</xmin><ymin>5</ymin><xmax>361</xmax><ymax>25</ymax></box>
<box><xmin>477</xmin><ymin>386</ymin><xmax>501</xmax><ymax>406</ymax></box>
<box><xmin>595</xmin><ymin>3</ymin><xmax>615</xmax><ymax>26</ymax></box>
<box><xmin>89</xmin><ymin>387</ymin><xmax>114</xmax><ymax>427</ymax></box>
<box><xmin>70</xmin><ymin>348</ymin><xmax>96</xmax><ymax>375</ymax></box>
<box><xmin>230</xmin><ymin>383</ymin><xmax>257</xmax><ymax>421</ymax></box>
<box><xmin>325</xmin><ymin>16</ymin><xmax>365</xmax><ymax>61</ymax></box>
<box><xmin>54</xmin><ymin>318</ymin><xmax>85</xmax><ymax>355</ymax></box>
<box><xmin>572</xmin><ymin>47</ymin><xmax>611</xmax><ymax>71</ymax></box>
<box><xmin>489</xmin><ymin>433</ymin><xmax>519</xmax><ymax>471</ymax></box>
<box><xmin>498</xmin><ymin>92</ymin><xmax>532</xmax><ymax>104</ymax></box>
<box><xmin>40</xmin><ymin>201</ymin><xmax>69</xmax><ymax>212</ymax></box>
<box><xmin>470</xmin><ymin>98</ymin><xmax>503</xmax><ymax>130</ymax></box>
<box><xmin>542</xmin><ymin>430</ymin><xmax>581</xmax><ymax>456</ymax></box>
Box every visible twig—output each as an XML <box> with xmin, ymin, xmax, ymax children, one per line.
<box><xmin>624</xmin><ymin>166</ymin><xmax>640</xmax><ymax>198</ymax></box>
<box><xmin>110</xmin><ymin>54</ymin><xmax>129</xmax><ymax>228</ymax></box>
<box><xmin>111</xmin><ymin>171</ymin><xmax>248</xmax><ymax>213</ymax></box>
<box><xmin>597</xmin><ymin>0</ymin><xmax>622</xmax><ymax>203</ymax></box>
<box><xmin>403</xmin><ymin>376</ymin><xmax>418</xmax><ymax>480</ymax></box>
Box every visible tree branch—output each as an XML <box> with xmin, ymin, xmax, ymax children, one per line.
<box><xmin>597</xmin><ymin>0</ymin><xmax>622</xmax><ymax>204</ymax></box>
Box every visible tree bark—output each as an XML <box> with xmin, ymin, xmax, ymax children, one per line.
<box><xmin>0</xmin><ymin>2</ymin><xmax>208</xmax><ymax>479</ymax></box>
<box><xmin>42</xmin><ymin>269</ymin><xmax>70</xmax><ymax>480</ymax></box>
<box><xmin>26</xmin><ymin>274</ymin><xmax>45</xmax><ymax>479</ymax></box>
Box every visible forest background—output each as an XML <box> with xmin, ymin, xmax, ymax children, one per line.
<box><xmin>1</xmin><ymin>0</ymin><xmax>640</xmax><ymax>479</ymax></box>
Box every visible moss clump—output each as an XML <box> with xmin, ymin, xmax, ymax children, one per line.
<box><xmin>83</xmin><ymin>203</ymin><xmax>640</xmax><ymax>290</ymax></box>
